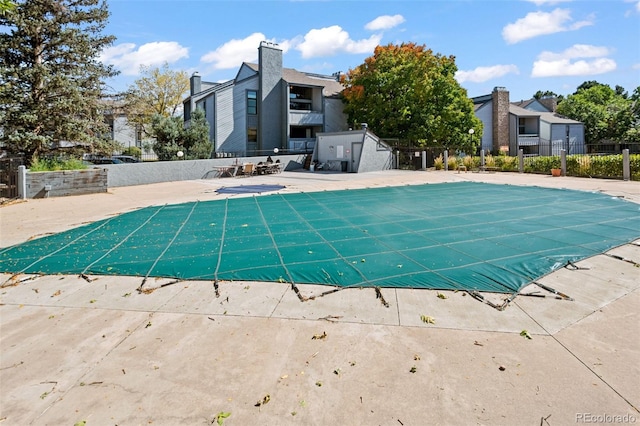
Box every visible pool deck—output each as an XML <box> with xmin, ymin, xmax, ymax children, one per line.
<box><xmin>1</xmin><ymin>170</ymin><xmax>639</xmax><ymax>425</ymax></box>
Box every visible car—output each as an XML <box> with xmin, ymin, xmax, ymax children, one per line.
<box><xmin>84</xmin><ymin>156</ymin><xmax>123</xmax><ymax>165</ymax></box>
<box><xmin>111</xmin><ymin>155</ymin><xmax>140</xmax><ymax>163</ymax></box>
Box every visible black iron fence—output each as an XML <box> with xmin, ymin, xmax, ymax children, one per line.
<box><xmin>0</xmin><ymin>156</ymin><xmax>24</xmax><ymax>199</ymax></box>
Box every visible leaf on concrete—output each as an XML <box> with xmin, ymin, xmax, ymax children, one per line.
<box><xmin>215</xmin><ymin>411</ymin><xmax>231</xmax><ymax>425</ymax></box>
<box><xmin>437</xmin><ymin>292</ymin><xmax>448</xmax><ymax>299</ymax></box>
<box><xmin>255</xmin><ymin>394</ymin><xmax>271</xmax><ymax>407</ymax></box>
<box><xmin>420</xmin><ymin>314</ymin><xmax>435</xmax><ymax>324</ymax></box>
<box><xmin>311</xmin><ymin>331</ymin><xmax>327</xmax><ymax>340</ymax></box>
<box><xmin>520</xmin><ymin>330</ymin><xmax>532</xmax><ymax>340</ymax></box>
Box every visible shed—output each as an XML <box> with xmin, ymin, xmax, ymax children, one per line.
<box><xmin>313</xmin><ymin>129</ymin><xmax>393</xmax><ymax>173</ymax></box>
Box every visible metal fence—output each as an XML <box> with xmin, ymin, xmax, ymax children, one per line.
<box><xmin>0</xmin><ymin>156</ymin><xmax>25</xmax><ymax>200</ymax></box>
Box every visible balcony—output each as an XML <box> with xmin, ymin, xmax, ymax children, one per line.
<box><xmin>289</xmin><ymin>138</ymin><xmax>316</xmax><ymax>153</ymax></box>
<box><xmin>517</xmin><ymin>134</ymin><xmax>540</xmax><ymax>146</ymax></box>
<box><xmin>289</xmin><ymin>110</ymin><xmax>324</xmax><ymax>126</ymax></box>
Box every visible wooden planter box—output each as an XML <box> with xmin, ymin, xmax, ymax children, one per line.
<box><xmin>26</xmin><ymin>168</ymin><xmax>108</xmax><ymax>198</ymax></box>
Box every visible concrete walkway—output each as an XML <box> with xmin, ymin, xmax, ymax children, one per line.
<box><xmin>1</xmin><ymin>170</ymin><xmax>639</xmax><ymax>425</ymax></box>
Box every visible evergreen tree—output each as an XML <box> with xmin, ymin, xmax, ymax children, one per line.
<box><xmin>0</xmin><ymin>0</ymin><xmax>118</xmax><ymax>165</ymax></box>
<box><xmin>151</xmin><ymin>109</ymin><xmax>212</xmax><ymax>161</ymax></box>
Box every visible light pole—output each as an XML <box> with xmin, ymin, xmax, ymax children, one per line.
<box><xmin>468</xmin><ymin>128</ymin><xmax>475</xmax><ymax>155</ymax></box>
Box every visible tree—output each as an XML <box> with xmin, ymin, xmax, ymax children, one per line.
<box><xmin>341</xmin><ymin>42</ymin><xmax>482</xmax><ymax>153</ymax></box>
<box><xmin>151</xmin><ymin>108</ymin><xmax>211</xmax><ymax>161</ymax></box>
<box><xmin>557</xmin><ymin>82</ymin><xmax>639</xmax><ymax>143</ymax></box>
<box><xmin>182</xmin><ymin>109</ymin><xmax>212</xmax><ymax>159</ymax></box>
<box><xmin>533</xmin><ymin>90</ymin><xmax>564</xmax><ymax>104</ymax></box>
<box><xmin>0</xmin><ymin>0</ymin><xmax>16</xmax><ymax>15</ymax></box>
<box><xmin>0</xmin><ymin>0</ymin><xmax>118</xmax><ymax>165</ymax></box>
<box><xmin>124</xmin><ymin>63</ymin><xmax>189</xmax><ymax>139</ymax></box>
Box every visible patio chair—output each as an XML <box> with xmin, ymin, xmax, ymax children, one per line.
<box><xmin>240</xmin><ymin>163</ymin><xmax>255</xmax><ymax>176</ymax></box>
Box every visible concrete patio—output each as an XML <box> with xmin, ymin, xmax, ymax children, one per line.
<box><xmin>1</xmin><ymin>169</ymin><xmax>638</xmax><ymax>425</ymax></box>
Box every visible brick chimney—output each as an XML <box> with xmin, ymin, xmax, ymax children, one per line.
<box><xmin>539</xmin><ymin>96</ymin><xmax>557</xmax><ymax>112</ymax></box>
<box><xmin>492</xmin><ymin>86</ymin><xmax>509</xmax><ymax>153</ymax></box>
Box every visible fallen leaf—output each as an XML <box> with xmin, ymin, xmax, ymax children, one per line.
<box><xmin>255</xmin><ymin>394</ymin><xmax>270</xmax><ymax>407</ymax></box>
<box><xmin>312</xmin><ymin>331</ymin><xmax>327</xmax><ymax>340</ymax></box>
<box><xmin>520</xmin><ymin>330</ymin><xmax>532</xmax><ymax>340</ymax></box>
<box><xmin>420</xmin><ymin>315</ymin><xmax>435</xmax><ymax>324</ymax></box>
<box><xmin>51</xmin><ymin>290</ymin><xmax>61</xmax><ymax>297</ymax></box>
<box><xmin>410</xmin><ymin>366</ymin><xmax>417</xmax><ymax>373</ymax></box>
<box><xmin>74</xmin><ymin>421</ymin><xmax>87</xmax><ymax>426</ymax></box>
<box><xmin>437</xmin><ymin>292</ymin><xmax>448</xmax><ymax>299</ymax></box>
<box><xmin>214</xmin><ymin>411</ymin><xmax>231</xmax><ymax>425</ymax></box>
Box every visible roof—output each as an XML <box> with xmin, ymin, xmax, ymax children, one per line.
<box><xmin>539</xmin><ymin>112</ymin><xmax>582</xmax><ymax>125</ymax></box>
<box><xmin>509</xmin><ymin>104</ymin><xmax>540</xmax><ymax>117</ymax></box>
<box><xmin>512</xmin><ymin>99</ymin><xmax>535</xmax><ymax>109</ymax></box>
<box><xmin>244</xmin><ymin>63</ymin><xmax>344</xmax><ymax>96</ymax></box>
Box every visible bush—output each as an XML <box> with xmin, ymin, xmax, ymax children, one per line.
<box><xmin>495</xmin><ymin>155</ymin><xmax>517</xmax><ymax>171</ymax></box>
<box><xmin>447</xmin><ymin>155</ymin><xmax>458</xmax><ymax>170</ymax></box>
<box><xmin>434</xmin><ymin>154</ymin><xmax>443</xmax><ymax>170</ymax></box>
<box><xmin>29</xmin><ymin>156</ymin><xmax>87</xmax><ymax>171</ymax></box>
<box><xmin>523</xmin><ymin>156</ymin><xmax>561</xmax><ymax>174</ymax></box>
<box><xmin>121</xmin><ymin>146</ymin><xmax>142</xmax><ymax>159</ymax></box>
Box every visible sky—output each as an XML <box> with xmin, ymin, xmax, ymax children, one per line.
<box><xmin>100</xmin><ymin>0</ymin><xmax>640</xmax><ymax>102</ymax></box>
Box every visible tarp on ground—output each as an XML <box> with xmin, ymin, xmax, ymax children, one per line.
<box><xmin>1</xmin><ymin>182</ymin><xmax>638</xmax><ymax>294</ymax></box>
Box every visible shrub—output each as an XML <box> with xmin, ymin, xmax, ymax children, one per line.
<box><xmin>434</xmin><ymin>154</ymin><xmax>443</xmax><ymax>170</ymax></box>
<box><xmin>447</xmin><ymin>155</ymin><xmax>458</xmax><ymax>170</ymax></box>
<box><xmin>122</xmin><ymin>146</ymin><xmax>142</xmax><ymax>159</ymax></box>
<box><xmin>29</xmin><ymin>156</ymin><xmax>87</xmax><ymax>171</ymax></box>
<box><xmin>495</xmin><ymin>155</ymin><xmax>517</xmax><ymax>171</ymax></box>
<box><xmin>462</xmin><ymin>155</ymin><xmax>477</xmax><ymax>170</ymax></box>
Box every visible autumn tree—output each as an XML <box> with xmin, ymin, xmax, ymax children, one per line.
<box><xmin>0</xmin><ymin>0</ymin><xmax>118</xmax><ymax>165</ymax></box>
<box><xmin>341</xmin><ymin>42</ymin><xmax>482</xmax><ymax>153</ymax></box>
<box><xmin>124</xmin><ymin>63</ymin><xmax>189</xmax><ymax>139</ymax></box>
<box><xmin>557</xmin><ymin>82</ymin><xmax>639</xmax><ymax>143</ymax></box>
<box><xmin>151</xmin><ymin>109</ymin><xmax>211</xmax><ymax>161</ymax></box>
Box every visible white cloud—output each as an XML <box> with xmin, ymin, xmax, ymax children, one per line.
<box><xmin>296</xmin><ymin>25</ymin><xmax>382</xmax><ymax>58</ymax></box>
<box><xmin>537</xmin><ymin>44</ymin><xmax>612</xmax><ymax>61</ymax></box>
<box><xmin>99</xmin><ymin>42</ymin><xmax>189</xmax><ymax>75</ymax></box>
<box><xmin>531</xmin><ymin>45</ymin><xmax>617</xmax><ymax>77</ymax></box>
<box><xmin>502</xmin><ymin>8</ymin><xmax>593</xmax><ymax>44</ymax></box>
<box><xmin>200</xmin><ymin>33</ymin><xmax>290</xmax><ymax>69</ymax></box>
<box><xmin>365</xmin><ymin>14</ymin><xmax>405</xmax><ymax>31</ymax></box>
<box><xmin>525</xmin><ymin>0</ymin><xmax>572</xmax><ymax>5</ymax></box>
<box><xmin>455</xmin><ymin>64</ymin><xmax>519</xmax><ymax>83</ymax></box>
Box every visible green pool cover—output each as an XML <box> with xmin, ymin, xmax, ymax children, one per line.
<box><xmin>1</xmin><ymin>182</ymin><xmax>638</xmax><ymax>294</ymax></box>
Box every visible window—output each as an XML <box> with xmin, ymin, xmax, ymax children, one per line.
<box><xmin>518</xmin><ymin>118</ymin><xmax>526</xmax><ymax>135</ymax></box>
<box><xmin>247</xmin><ymin>127</ymin><xmax>257</xmax><ymax>143</ymax></box>
<box><xmin>247</xmin><ymin>90</ymin><xmax>257</xmax><ymax>115</ymax></box>
<box><xmin>197</xmin><ymin>100</ymin><xmax>206</xmax><ymax>116</ymax></box>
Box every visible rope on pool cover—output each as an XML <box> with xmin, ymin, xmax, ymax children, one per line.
<box><xmin>277</xmin><ymin>192</ymin><xmax>391</xmax><ymax>302</ymax></box>
<box><xmin>1</xmin><ymin>214</ymin><xmax>119</xmax><ymax>287</ymax></box>
<box><xmin>138</xmin><ymin>201</ymin><xmax>199</xmax><ymax>291</ymax></box>
<box><xmin>252</xmin><ymin>195</ymin><xmax>303</xmax><ymax>300</ymax></box>
<box><xmin>212</xmin><ymin>198</ymin><xmax>230</xmax><ymax>297</ymax></box>
<box><xmin>81</xmin><ymin>205</ymin><xmax>165</xmax><ymax>281</ymax></box>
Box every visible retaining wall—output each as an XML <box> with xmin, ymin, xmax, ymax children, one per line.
<box><xmin>26</xmin><ymin>169</ymin><xmax>108</xmax><ymax>198</ymax></box>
